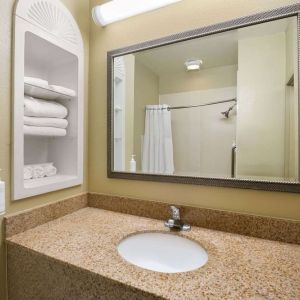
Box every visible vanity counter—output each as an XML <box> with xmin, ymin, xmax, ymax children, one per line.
<box><xmin>6</xmin><ymin>207</ymin><xmax>300</xmax><ymax>300</ymax></box>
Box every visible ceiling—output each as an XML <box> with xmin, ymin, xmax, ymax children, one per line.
<box><xmin>134</xmin><ymin>17</ymin><xmax>294</xmax><ymax>76</ymax></box>
<box><xmin>135</xmin><ymin>30</ymin><xmax>238</xmax><ymax>74</ymax></box>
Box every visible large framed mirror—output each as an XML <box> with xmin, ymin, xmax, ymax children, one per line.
<box><xmin>107</xmin><ymin>4</ymin><xmax>300</xmax><ymax>192</ymax></box>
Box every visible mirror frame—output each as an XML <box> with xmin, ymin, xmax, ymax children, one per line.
<box><xmin>107</xmin><ymin>3</ymin><xmax>300</xmax><ymax>193</ymax></box>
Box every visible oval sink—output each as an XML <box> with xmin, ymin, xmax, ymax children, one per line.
<box><xmin>117</xmin><ymin>232</ymin><xmax>208</xmax><ymax>273</ymax></box>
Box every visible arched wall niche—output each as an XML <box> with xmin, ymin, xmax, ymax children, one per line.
<box><xmin>13</xmin><ymin>0</ymin><xmax>84</xmax><ymax>200</ymax></box>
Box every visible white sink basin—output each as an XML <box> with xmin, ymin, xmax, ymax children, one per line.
<box><xmin>117</xmin><ymin>232</ymin><xmax>208</xmax><ymax>273</ymax></box>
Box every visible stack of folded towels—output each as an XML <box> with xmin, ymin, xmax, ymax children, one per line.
<box><xmin>24</xmin><ymin>76</ymin><xmax>75</xmax><ymax>137</ymax></box>
<box><xmin>23</xmin><ymin>77</ymin><xmax>76</xmax><ymax>180</ymax></box>
<box><xmin>24</xmin><ymin>96</ymin><xmax>69</xmax><ymax>136</ymax></box>
<box><xmin>24</xmin><ymin>163</ymin><xmax>57</xmax><ymax>180</ymax></box>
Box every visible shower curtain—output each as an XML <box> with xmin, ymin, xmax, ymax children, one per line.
<box><xmin>142</xmin><ymin>104</ymin><xmax>174</xmax><ymax>174</ymax></box>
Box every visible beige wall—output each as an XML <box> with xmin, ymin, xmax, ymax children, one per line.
<box><xmin>285</xmin><ymin>18</ymin><xmax>298</xmax><ymax>180</ymax></box>
<box><xmin>0</xmin><ymin>0</ymin><xmax>90</xmax><ymax>298</ymax></box>
<box><xmin>159</xmin><ymin>65</ymin><xmax>238</xmax><ymax>94</ymax></box>
<box><xmin>133</xmin><ymin>59</ymin><xmax>159</xmax><ymax>171</ymax></box>
<box><xmin>236</xmin><ymin>32</ymin><xmax>286</xmax><ymax>178</ymax></box>
<box><xmin>89</xmin><ymin>0</ymin><xmax>300</xmax><ymax>222</ymax></box>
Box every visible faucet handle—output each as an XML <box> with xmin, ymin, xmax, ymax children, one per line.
<box><xmin>170</xmin><ymin>206</ymin><xmax>180</xmax><ymax>220</ymax></box>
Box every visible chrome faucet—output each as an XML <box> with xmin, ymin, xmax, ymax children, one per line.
<box><xmin>164</xmin><ymin>206</ymin><xmax>191</xmax><ymax>231</ymax></box>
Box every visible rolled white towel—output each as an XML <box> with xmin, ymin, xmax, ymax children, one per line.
<box><xmin>49</xmin><ymin>85</ymin><xmax>76</xmax><ymax>97</ymax></box>
<box><xmin>24</xmin><ymin>163</ymin><xmax>58</xmax><ymax>180</ymax></box>
<box><xmin>24</xmin><ymin>116</ymin><xmax>68</xmax><ymax>129</ymax></box>
<box><xmin>32</xmin><ymin>165</ymin><xmax>45</xmax><ymax>179</ymax></box>
<box><xmin>24</xmin><ymin>77</ymin><xmax>48</xmax><ymax>88</ymax></box>
<box><xmin>44</xmin><ymin>165</ymin><xmax>57</xmax><ymax>177</ymax></box>
<box><xmin>24</xmin><ymin>96</ymin><xmax>68</xmax><ymax>118</ymax></box>
<box><xmin>24</xmin><ymin>125</ymin><xmax>67</xmax><ymax>137</ymax></box>
<box><xmin>24</xmin><ymin>165</ymin><xmax>33</xmax><ymax>180</ymax></box>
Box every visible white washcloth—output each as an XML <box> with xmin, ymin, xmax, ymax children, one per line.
<box><xmin>24</xmin><ymin>77</ymin><xmax>48</xmax><ymax>88</ymax></box>
<box><xmin>32</xmin><ymin>165</ymin><xmax>45</xmax><ymax>179</ymax></box>
<box><xmin>24</xmin><ymin>165</ymin><xmax>33</xmax><ymax>180</ymax></box>
<box><xmin>24</xmin><ymin>96</ymin><xmax>68</xmax><ymax>118</ymax></box>
<box><xmin>24</xmin><ymin>116</ymin><xmax>68</xmax><ymax>129</ymax></box>
<box><xmin>24</xmin><ymin>125</ymin><xmax>67</xmax><ymax>137</ymax></box>
<box><xmin>49</xmin><ymin>85</ymin><xmax>76</xmax><ymax>97</ymax></box>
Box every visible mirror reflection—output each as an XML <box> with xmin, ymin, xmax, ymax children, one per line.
<box><xmin>112</xmin><ymin>17</ymin><xmax>298</xmax><ymax>183</ymax></box>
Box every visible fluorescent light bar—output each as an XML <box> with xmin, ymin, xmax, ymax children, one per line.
<box><xmin>92</xmin><ymin>0</ymin><xmax>182</xmax><ymax>26</ymax></box>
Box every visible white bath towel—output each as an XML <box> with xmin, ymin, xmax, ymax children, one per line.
<box><xmin>24</xmin><ymin>125</ymin><xmax>67</xmax><ymax>137</ymax></box>
<box><xmin>24</xmin><ymin>96</ymin><xmax>68</xmax><ymax>118</ymax></box>
<box><xmin>24</xmin><ymin>116</ymin><xmax>68</xmax><ymax>129</ymax></box>
<box><xmin>24</xmin><ymin>165</ymin><xmax>33</xmax><ymax>180</ymax></box>
<box><xmin>24</xmin><ymin>77</ymin><xmax>48</xmax><ymax>88</ymax></box>
<box><xmin>32</xmin><ymin>165</ymin><xmax>45</xmax><ymax>179</ymax></box>
<box><xmin>49</xmin><ymin>85</ymin><xmax>76</xmax><ymax>97</ymax></box>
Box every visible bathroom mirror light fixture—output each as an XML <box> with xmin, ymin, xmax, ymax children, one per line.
<box><xmin>107</xmin><ymin>4</ymin><xmax>300</xmax><ymax>193</ymax></box>
<box><xmin>92</xmin><ymin>0</ymin><xmax>182</xmax><ymax>26</ymax></box>
<box><xmin>185</xmin><ymin>59</ymin><xmax>203</xmax><ymax>71</ymax></box>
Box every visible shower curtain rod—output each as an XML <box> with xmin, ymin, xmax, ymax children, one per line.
<box><xmin>145</xmin><ymin>98</ymin><xmax>237</xmax><ymax>111</ymax></box>
<box><xmin>167</xmin><ymin>98</ymin><xmax>237</xmax><ymax>111</ymax></box>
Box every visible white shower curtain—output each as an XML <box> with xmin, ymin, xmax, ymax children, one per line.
<box><xmin>142</xmin><ymin>104</ymin><xmax>174</xmax><ymax>174</ymax></box>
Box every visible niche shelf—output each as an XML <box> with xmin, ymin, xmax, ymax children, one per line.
<box><xmin>24</xmin><ymin>174</ymin><xmax>78</xmax><ymax>189</ymax></box>
<box><xmin>13</xmin><ymin>0</ymin><xmax>84</xmax><ymax>200</ymax></box>
<box><xmin>24</xmin><ymin>83</ymin><xmax>75</xmax><ymax>101</ymax></box>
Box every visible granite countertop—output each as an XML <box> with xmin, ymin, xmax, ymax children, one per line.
<box><xmin>6</xmin><ymin>207</ymin><xmax>300</xmax><ymax>300</ymax></box>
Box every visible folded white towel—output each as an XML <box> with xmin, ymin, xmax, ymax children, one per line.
<box><xmin>24</xmin><ymin>165</ymin><xmax>33</xmax><ymax>180</ymax></box>
<box><xmin>49</xmin><ymin>85</ymin><xmax>76</xmax><ymax>97</ymax></box>
<box><xmin>24</xmin><ymin>96</ymin><xmax>68</xmax><ymax>118</ymax></box>
<box><xmin>32</xmin><ymin>165</ymin><xmax>45</xmax><ymax>179</ymax></box>
<box><xmin>24</xmin><ymin>77</ymin><xmax>48</xmax><ymax>88</ymax></box>
<box><xmin>24</xmin><ymin>116</ymin><xmax>68</xmax><ymax>129</ymax></box>
<box><xmin>24</xmin><ymin>125</ymin><xmax>67</xmax><ymax>137</ymax></box>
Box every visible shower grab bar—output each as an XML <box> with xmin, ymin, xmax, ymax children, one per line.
<box><xmin>231</xmin><ymin>144</ymin><xmax>237</xmax><ymax>178</ymax></box>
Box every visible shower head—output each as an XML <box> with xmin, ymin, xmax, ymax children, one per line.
<box><xmin>221</xmin><ymin>103</ymin><xmax>236</xmax><ymax>118</ymax></box>
<box><xmin>221</xmin><ymin>110</ymin><xmax>230</xmax><ymax>118</ymax></box>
